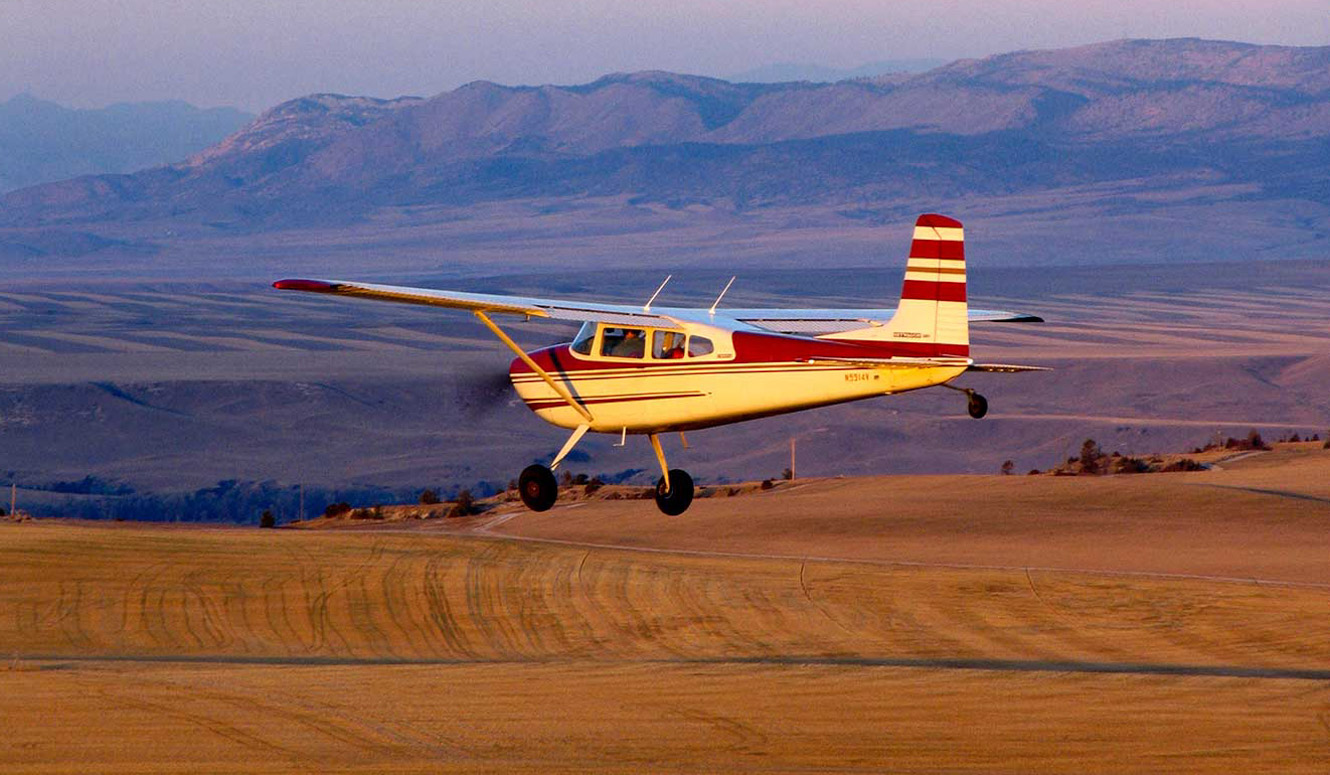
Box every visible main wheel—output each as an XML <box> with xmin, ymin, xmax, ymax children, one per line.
<box><xmin>967</xmin><ymin>392</ymin><xmax>989</xmax><ymax>419</ymax></box>
<box><xmin>518</xmin><ymin>464</ymin><xmax>558</xmax><ymax>512</ymax></box>
<box><xmin>654</xmin><ymin>469</ymin><xmax>694</xmax><ymax>516</ymax></box>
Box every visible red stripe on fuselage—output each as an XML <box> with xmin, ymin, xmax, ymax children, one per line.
<box><xmin>523</xmin><ymin>392</ymin><xmax>706</xmax><ymax>411</ymax></box>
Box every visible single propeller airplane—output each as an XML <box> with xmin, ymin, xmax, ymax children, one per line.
<box><xmin>275</xmin><ymin>214</ymin><xmax>1045</xmax><ymax>515</ymax></box>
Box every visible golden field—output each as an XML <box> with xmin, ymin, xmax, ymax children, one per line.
<box><xmin>4</xmin><ymin>445</ymin><xmax>1330</xmax><ymax>772</ymax></box>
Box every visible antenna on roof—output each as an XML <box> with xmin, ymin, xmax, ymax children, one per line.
<box><xmin>643</xmin><ymin>275</ymin><xmax>672</xmax><ymax>313</ymax></box>
<box><xmin>709</xmin><ymin>276</ymin><xmax>736</xmax><ymax>316</ymax></box>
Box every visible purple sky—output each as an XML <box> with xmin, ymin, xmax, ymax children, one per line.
<box><xmin>4</xmin><ymin>0</ymin><xmax>1328</xmax><ymax>111</ymax></box>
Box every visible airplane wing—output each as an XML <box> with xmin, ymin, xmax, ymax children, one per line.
<box><xmin>272</xmin><ymin>279</ymin><xmax>1043</xmax><ymax>335</ymax></box>
<box><xmin>272</xmin><ymin>279</ymin><xmax>679</xmax><ymax>327</ymax></box>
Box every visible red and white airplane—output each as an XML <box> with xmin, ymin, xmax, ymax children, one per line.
<box><xmin>275</xmin><ymin>214</ymin><xmax>1044</xmax><ymax>515</ymax></box>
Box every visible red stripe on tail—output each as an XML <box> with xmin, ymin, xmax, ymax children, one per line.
<box><xmin>908</xmin><ymin>239</ymin><xmax>965</xmax><ymax>261</ymax></box>
<box><xmin>901</xmin><ymin>280</ymin><xmax>967</xmax><ymax>303</ymax></box>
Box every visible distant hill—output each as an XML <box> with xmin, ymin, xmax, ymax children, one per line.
<box><xmin>4</xmin><ymin>39</ymin><xmax>1330</xmax><ymax>270</ymax></box>
<box><xmin>0</xmin><ymin>94</ymin><xmax>252</xmax><ymax>193</ymax></box>
<box><xmin>725</xmin><ymin>59</ymin><xmax>947</xmax><ymax>83</ymax></box>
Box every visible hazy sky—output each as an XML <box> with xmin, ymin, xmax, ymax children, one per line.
<box><xmin>4</xmin><ymin>0</ymin><xmax>1328</xmax><ymax>111</ymax></box>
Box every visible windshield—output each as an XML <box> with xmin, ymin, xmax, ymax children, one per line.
<box><xmin>571</xmin><ymin>321</ymin><xmax>596</xmax><ymax>355</ymax></box>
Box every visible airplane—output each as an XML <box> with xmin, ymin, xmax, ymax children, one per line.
<box><xmin>274</xmin><ymin>213</ymin><xmax>1045</xmax><ymax>516</ymax></box>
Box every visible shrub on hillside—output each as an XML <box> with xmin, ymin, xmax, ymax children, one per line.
<box><xmin>323</xmin><ymin>502</ymin><xmax>352</xmax><ymax>518</ymax></box>
<box><xmin>449</xmin><ymin>490</ymin><xmax>476</xmax><ymax>517</ymax></box>
<box><xmin>419</xmin><ymin>489</ymin><xmax>441</xmax><ymax>505</ymax></box>
<box><xmin>1161</xmin><ymin>458</ymin><xmax>1206</xmax><ymax>473</ymax></box>
<box><xmin>1112</xmin><ymin>456</ymin><xmax>1152</xmax><ymax>474</ymax></box>
<box><xmin>259</xmin><ymin>509</ymin><xmax>276</xmax><ymax>529</ymax></box>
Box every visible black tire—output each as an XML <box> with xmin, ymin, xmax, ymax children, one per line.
<box><xmin>654</xmin><ymin>469</ymin><xmax>694</xmax><ymax>516</ymax></box>
<box><xmin>518</xmin><ymin>464</ymin><xmax>558</xmax><ymax>512</ymax></box>
<box><xmin>967</xmin><ymin>392</ymin><xmax>989</xmax><ymax>420</ymax></box>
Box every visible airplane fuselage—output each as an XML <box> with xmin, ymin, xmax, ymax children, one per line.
<box><xmin>273</xmin><ymin>212</ymin><xmax>1039</xmax><ymax>516</ymax></box>
<box><xmin>510</xmin><ymin>330</ymin><xmax>968</xmax><ymax>433</ymax></box>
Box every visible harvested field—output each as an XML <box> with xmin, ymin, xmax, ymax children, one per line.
<box><xmin>4</xmin><ymin>446</ymin><xmax>1330</xmax><ymax>772</ymax></box>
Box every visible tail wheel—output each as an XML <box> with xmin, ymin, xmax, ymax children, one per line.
<box><xmin>654</xmin><ymin>469</ymin><xmax>694</xmax><ymax>516</ymax></box>
<box><xmin>967</xmin><ymin>392</ymin><xmax>989</xmax><ymax>420</ymax></box>
<box><xmin>518</xmin><ymin>464</ymin><xmax>558</xmax><ymax>512</ymax></box>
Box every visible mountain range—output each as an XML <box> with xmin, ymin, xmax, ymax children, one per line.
<box><xmin>0</xmin><ymin>94</ymin><xmax>252</xmax><ymax>194</ymax></box>
<box><xmin>3</xmin><ymin>38</ymin><xmax>1329</xmax><ymax>273</ymax></box>
<box><xmin>725</xmin><ymin>59</ymin><xmax>947</xmax><ymax>83</ymax></box>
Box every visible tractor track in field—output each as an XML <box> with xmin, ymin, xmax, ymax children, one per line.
<box><xmin>16</xmin><ymin>652</ymin><xmax>1330</xmax><ymax>681</ymax></box>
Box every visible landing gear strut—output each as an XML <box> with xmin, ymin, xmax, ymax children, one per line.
<box><xmin>518</xmin><ymin>423</ymin><xmax>590</xmax><ymax>512</ymax></box>
<box><xmin>944</xmin><ymin>383</ymin><xmax>989</xmax><ymax>419</ymax></box>
<box><xmin>516</xmin><ymin>427</ymin><xmax>695</xmax><ymax>515</ymax></box>
<box><xmin>649</xmin><ymin>433</ymin><xmax>694</xmax><ymax>515</ymax></box>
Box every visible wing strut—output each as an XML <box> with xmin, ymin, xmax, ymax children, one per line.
<box><xmin>472</xmin><ymin>311</ymin><xmax>594</xmax><ymax>424</ymax></box>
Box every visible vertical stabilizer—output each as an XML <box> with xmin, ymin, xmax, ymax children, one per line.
<box><xmin>826</xmin><ymin>213</ymin><xmax>969</xmax><ymax>357</ymax></box>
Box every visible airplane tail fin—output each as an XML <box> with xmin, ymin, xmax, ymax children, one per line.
<box><xmin>826</xmin><ymin>213</ymin><xmax>969</xmax><ymax>357</ymax></box>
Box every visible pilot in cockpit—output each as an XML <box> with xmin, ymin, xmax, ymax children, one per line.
<box><xmin>602</xmin><ymin>327</ymin><xmax>646</xmax><ymax>358</ymax></box>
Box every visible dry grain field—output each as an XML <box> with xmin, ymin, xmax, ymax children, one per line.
<box><xmin>4</xmin><ymin>445</ymin><xmax>1330</xmax><ymax>772</ymax></box>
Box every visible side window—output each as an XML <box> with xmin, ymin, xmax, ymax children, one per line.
<box><xmin>600</xmin><ymin>327</ymin><xmax>646</xmax><ymax>359</ymax></box>
<box><xmin>653</xmin><ymin>330</ymin><xmax>686</xmax><ymax>359</ymax></box>
<box><xmin>687</xmin><ymin>336</ymin><xmax>714</xmax><ymax>357</ymax></box>
<box><xmin>571</xmin><ymin>321</ymin><xmax>596</xmax><ymax>355</ymax></box>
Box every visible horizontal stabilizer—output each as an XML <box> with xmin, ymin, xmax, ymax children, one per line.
<box><xmin>965</xmin><ymin>363</ymin><xmax>1051</xmax><ymax>373</ymax></box>
<box><xmin>967</xmin><ymin>311</ymin><xmax>1044</xmax><ymax>323</ymax></box>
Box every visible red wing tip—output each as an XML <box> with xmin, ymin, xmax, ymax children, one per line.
<box><xmin>273</xmin><ymin>279</ymin><xmax>339</xmax><ymax>292</ymax></box>
<box><xmin>916</xmin><ymin>213</ymin><xmax>963</xmax><ymax>229</ymax></box>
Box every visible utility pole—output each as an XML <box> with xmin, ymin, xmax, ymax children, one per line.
<box><xmin>9</xmin><ymin>483</ymin><xmax>15</xmax><ymax>517</ymax></box>
<box><xmin>790</xmin><ymin>437</ymin><xmax>796</xmax><ymax>481</ymax></box>
<box><xmin>298</xmin><ymin>484</ymin><xmax>305</xmax><ymax>522</ymax></box>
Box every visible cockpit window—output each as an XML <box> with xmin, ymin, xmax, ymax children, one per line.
<box><xmin>571</xmin><ymin>321</ymin><xmax>596</xmax><ymax>355</ymax></box>
<box><xmin>600</xmin><ymin>327</ymin><xmax>646</xmax><ymax>358</ymax></box>
<box><xmin>653</xmin><ymin>330</ymin><xmax>686</xmax><ymax>359</ymax></box>
<box><xmin>687</xmin><ymin>336</ymin><xmax>714</xmax><ymax>357</ymax></box>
